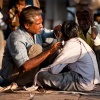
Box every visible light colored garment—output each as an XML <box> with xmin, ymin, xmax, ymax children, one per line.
<box><xmin>78</xmin><ymin>27</ymin><xmax>93</xmax><ymax>48</ymax></box>
<box><xmin>34</xmin><ymin>38</ymin><xmax>100</xmax><ymax>91</ymax></box>
<box><xmin>93</xmin><ymin>22</ymin><xmax>100</xmax><ymax>46</ymax></box>
<box><xmin>0</xmin><ymin>27</ymin><xmax>54</xmax><ymax>83</ymax></box>
<box><xmin>2</xmin><ymin>27</ymin><xmax>54</xmax><ymax>68</ymax></box>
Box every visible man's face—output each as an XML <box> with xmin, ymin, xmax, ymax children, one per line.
<box><xmin>77</xmin><ymin>15</ymin><xmax>90</xmax><ymax>31</ymax></box>
<box><xmin>26</xmin><ymin>15</ymin><xmax>43</xmax><ymax>35</ymax></box>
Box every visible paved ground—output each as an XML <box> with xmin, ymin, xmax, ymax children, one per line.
<box><xmin>0</xmin><ymin>91</ymin><xmax>100</xmax><ymax>100</ymax></box>
<box><xmin>0</xmin><ymin>85</ymin><xmax>100</xmax><ymax>100</ymax></box>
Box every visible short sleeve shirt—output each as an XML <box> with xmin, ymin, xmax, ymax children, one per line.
<box><xmin>2</xmin><ymin>27</ymin><xmax>54</xmax><ymax>68</ymax></box>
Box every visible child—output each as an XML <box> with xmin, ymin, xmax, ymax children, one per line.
<box><xmin>9</xmin><ymin>0</ymin><xmax>28</xmax><ymax>31</ymax></box>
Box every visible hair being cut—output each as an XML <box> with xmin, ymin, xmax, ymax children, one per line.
<box><xmin>19</xmin><ymin>6</ymin><xmax>42</xmax><ymax>26</ymax></box>
<box><xmin>61</xmin><ymin>20</ymin><xmax>78</xmax><ymax>41</ymax></box>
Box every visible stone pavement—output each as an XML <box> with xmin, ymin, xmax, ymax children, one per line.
<box><xmin>0</xmin><ymin>90</ymin><xmax>100</xmax><ymax>100</ymax></box>
<box><xmin>0</xmin><ymin>85</ymin><xmax>100</xmax><ymax>100</ymax></box>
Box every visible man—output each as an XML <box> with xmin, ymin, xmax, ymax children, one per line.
<box><xmin>76</xmin><ymin>7</ymin><xmax>100</xmax><ymax>75</ymax></box>
<box><xmin>36</xmin><ymin>20</ymin><xmax>100</xmax><ymax>92</ymax></box>
<box><xmin>76</xmin><ymin>7</ymin><xmax>100</xmax><ymax>48</ymax></box>
<box><xmin>0</xmin><ymin>6</ymin><xmax>62</xmax><ymax>87</ymax></box>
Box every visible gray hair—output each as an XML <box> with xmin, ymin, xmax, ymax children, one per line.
<box><xmin>19</xmin><ymin>6</ymin><xmax>42</xmax><ymax>26</ymax></box>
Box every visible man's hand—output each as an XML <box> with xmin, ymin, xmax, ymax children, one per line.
<box><xmin>49</xmin><ymin>42</ymin><xmax>63</xmax><ymax>55</ymax></box>
<box><xmin>53</xmin><ymin>24</ymin><xmax>62</xmax><ymax>39</ymax></box>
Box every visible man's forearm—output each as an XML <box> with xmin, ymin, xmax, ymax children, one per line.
<box><xmin>91</xmin><ymin>27</ymin><xmax>98</xmax><ymax>39</ymax></box>
<box><xmin>22</xmin><ymin>50</ymin><xmax>50</xmax><ymax>71</ymax></box>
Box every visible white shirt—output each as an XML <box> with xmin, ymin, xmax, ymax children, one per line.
<box><xmin>48</xmin><ymin>38</ymin><xmax>99</xmax><ymax>90</ymax></box>
<box><xmin>93</xmin><ymin>21</ymin><xmax>100</xmax><ymax>46</ymax></box>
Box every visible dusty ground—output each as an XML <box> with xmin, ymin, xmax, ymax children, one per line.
<box><xmin>0</xmin><ymin>85</ymin><xmax>100</xmax><ymax>100</ymax></box>
<box><xmin>0</xmin><ymin>90</ymin><xmax>100</xmax><ymax>100</ymax></box>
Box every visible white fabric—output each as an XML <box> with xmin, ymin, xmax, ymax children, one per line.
<box><xmin>94</xmin><ymin>36</ymin><xmax>100</xmax><ymax>46</ymax></box>
<box><xmin>0</xmin><ymin>12</ymin><xmax>3</xmax><ymax>19</ymax></box>
<box><xmin>78</xmin><ymin>38</ymin><xmax>100</xmax><ymax>84</ymax></box>
<box><xmin>93</xmin><ymin>22</ymin><xmax>100</xmax><ymax>46</ymax></box>
<box><xmin>50</xmin><ymin>38</ymin><xmax>100</xmax><ymax>83</ymax></box>
<box><xmin>34</xmin><ymin>38</ymin><xmax>100</xmax><ymax>91</ymax></box>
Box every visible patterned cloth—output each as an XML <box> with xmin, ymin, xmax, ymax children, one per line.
<box><xmin>9</xmin><ymin>7</ymin><xmax>20</xmax><ymax>31</ymax></box>
<box><xmin>9</xmin><ymin>4</ymin><xmax>30</xmax><ymax>31</ymax></box>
